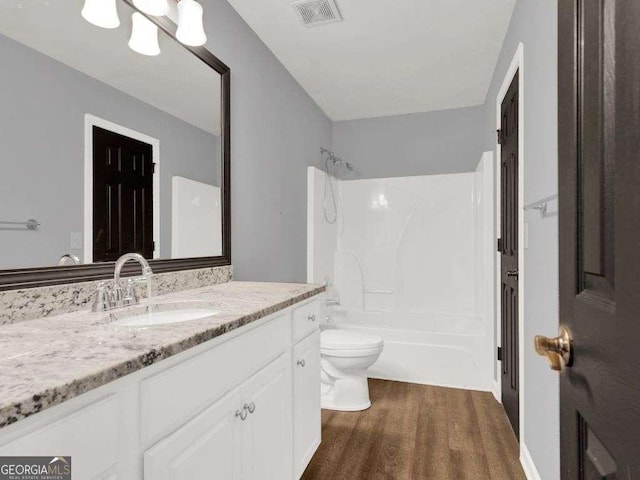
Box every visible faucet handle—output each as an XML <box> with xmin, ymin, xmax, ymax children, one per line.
<box><xmin>110</xmin><ymin>282</ymin><xmax>123</xmax><ymax>308</ymax></box>
<box><xmin>92</xmin><ymin>282</ymin><xmax>111</xmax><ymax>312</ymax></box>
<box><xmin>122</xmin><ymin>279</ymin><xmax>139</xmax><ymax>306</ymax></box>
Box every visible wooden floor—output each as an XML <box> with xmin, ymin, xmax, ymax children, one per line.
<box><xmin>302</xmin><ymin>379</ymin><xmax>526</xmax><ymax>480</ymax></box>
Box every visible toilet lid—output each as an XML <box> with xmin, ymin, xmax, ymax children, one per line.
<box><xmin>321</xmin><ymin>329</ymin><xmax>384</xmax><ymax>350</ymax></box>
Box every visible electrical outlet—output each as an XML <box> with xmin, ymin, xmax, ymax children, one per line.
<box><xmin>70</xmin><ymin>232</ymin><xmax>82</xmax><ymax>249</ymax></box>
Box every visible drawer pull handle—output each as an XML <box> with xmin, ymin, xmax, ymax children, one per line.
<box><xmin>235</xmin><ymin>407</ymin><xmax>248</xmax><ymax>421</ymax></box>
<box><xmin>247</xmin><ymin>402</ymin><xmax>256</xmax><ymax>414</ymax></box>
<box><xmin>308</xmin><ymin>314</ymin><xmax>316</xmax><ymax>322</ymax></box>
<box><xmin>297</xmin><ymin>359</ymin><xmax>306</xmax><ymax>367</ymax></box>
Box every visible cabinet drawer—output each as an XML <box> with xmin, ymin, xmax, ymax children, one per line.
<box><xmin>292</xmin><ymin>300</ymin><xmax>321</xmax><ymax>343</ymax></box>
<box><xmin>140</xmin><ymin>314</ymin><xmax>288</xmax><ymax>445</ymax></box>
<box><xmin>0</xmin><ymin>395</ymin><xmax>118</xmax><ymax>480</ymax></box>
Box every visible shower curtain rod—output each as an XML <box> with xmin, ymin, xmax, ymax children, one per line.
<box><xmin>320</xmin><ymin>147</ymin><xmax>354</xmax><ymax>171</ymax></box>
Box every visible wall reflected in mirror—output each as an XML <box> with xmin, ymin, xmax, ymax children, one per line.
<box><xmin>0</xmin><ymin>0</ymin><xmax>222</xmax><ymax>269</ymax></box>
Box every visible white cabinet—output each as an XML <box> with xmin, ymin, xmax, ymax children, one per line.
<box><xmin>0</xmin><ymin>395</ymin><xmax>118</xmax><ymax>480</ymax></box>
<box><xmin>240</xmin><ymin>356</ymin><xmax>290</xmax><ymax>480</ymax></box>
<box><xmin>144</xmin><ymin>388</ymin><xmax>243</xmax><ymax>480</ymax></box>
<box><xmin>292</xmin><ymin>300</ymin><xmax>321</xmax><ymax>343</ymax></box>
<box><xmin>293</xmin><ymin>330</ymin><xmax>321</xmax><ymax>478</ymax></box>
<box><xmin>139</xmin><ymin>315</ymin><xmax>288</xmax><ymax>445</ymax></box>
<box><xmin>145</xmin><ymin>355</ymin><xmax>289</xmax><ymax>480</ymax></box>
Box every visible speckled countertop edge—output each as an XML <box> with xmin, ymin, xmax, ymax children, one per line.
<box><xmin>0</xmin><ymin>281</ymin><xmax>324</xmax><ymax>428</ymax></box>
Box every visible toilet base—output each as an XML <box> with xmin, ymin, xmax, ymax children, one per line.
<box><xmin>321</xmin><ymin>374</ymin><xmax>373</xmax><ymax>412</ymax></box>
<box><xmin>321</xmin><ymin>399</ymin><xmax>371</xmax><ymax>412</ymax></box>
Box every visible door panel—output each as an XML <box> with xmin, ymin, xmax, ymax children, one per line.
<box><xmin>558</xmin><ymin>0</ymin><xmax>640</xmax><ymax>477</ymax></box>
<box><xmin>579</xmin><ymin>0</ymin><xmax>615</xmax><ymax>299</ymax></box>
<box><xmin>500</xmin><ymin>71</ymin><xmax>520</xmax><ymax>438</ymax></box>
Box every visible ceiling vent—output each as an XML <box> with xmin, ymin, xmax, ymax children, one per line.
<box><xmin>291</xmin><ymin>0</ymin><xmax>342</xmax><ymax>27</ymax></box>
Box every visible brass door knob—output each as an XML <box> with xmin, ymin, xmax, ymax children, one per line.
<box><xmin>534</xmin><ymin>326</ymin><xmax>572</xmax><ymax>371</ymax></box>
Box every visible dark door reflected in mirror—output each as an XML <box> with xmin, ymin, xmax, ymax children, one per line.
<box><xmin>92</xmin><ymin>126</ymin><xmax>155</xmax><ymax>262</ymax></box>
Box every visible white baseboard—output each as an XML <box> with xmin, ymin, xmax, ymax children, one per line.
<box><xmin>492</xmin><ymin>380</ymin><xmax>501</xmax><ymax>402</ymax></box>
<box><xmin>520</xmin><ymin>443</ymin><xmax>542</xmax><ymax>480</ymax></box>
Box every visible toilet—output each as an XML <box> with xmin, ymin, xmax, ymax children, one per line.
<box><xmin>320</xmin><ymin>329</ymin><xmax>384</xmax><ymax>411</ymax></box>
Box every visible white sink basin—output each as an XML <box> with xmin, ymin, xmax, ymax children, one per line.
<box><xmin>112</xmin><ymin>308</ymin><xmax>220</xmax><ymax>327</ymax></box>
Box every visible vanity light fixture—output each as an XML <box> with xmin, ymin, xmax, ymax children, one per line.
<box><xmin>81</xmin><ymin>0</ymin><xmax>120</xmax><ymax>29</ymax></box>
<box><xmin>132</xmin><ymin>0</ymin><xmax>170</xmax><ymax>17</ymax></box>
<box><xmin>81</xmin><ymin>0</ymin><xmax>208</xmax><ymax>55</ymax></box>
<box><xmin>129</xmin><ymin>12</ymin><xmax>161</xmax><ymax>56</ymax></box>
<box><xmin>176</xmin><ymin>0</ymin><xmax>207</xmax><ymax>47</ymax></box>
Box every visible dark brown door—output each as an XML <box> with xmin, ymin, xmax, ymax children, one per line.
<box><xmin>93</xmin><ymin>126</ymin><xmax>154</xmax><ymax>262</ymax></box>
<box><xmin>558</xmin><ymin>0</ymin><xmax>640</xmax><ymax>477</ymax></box>
<box><xmin>499</xmin><ymin>71</ymin><xmax>520</xmax><ymax>438</ymax></box>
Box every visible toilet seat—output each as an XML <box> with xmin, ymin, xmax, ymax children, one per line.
<box><xmin>321</xmin><ymin>330</ymin><xmax>383</xmax><ymax>356</ymax></box>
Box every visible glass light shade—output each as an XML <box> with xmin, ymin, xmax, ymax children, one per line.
<box><xmin>132</xmin><ymin>0</ymin><xmax>169</xmax><ymax>16</ymax></box>
<box><xmin>81</xmin><ymin>0</ymin><xmax>120</xmax><ymax>29</ymax></box>
<box><xmin>176</xmin><ymin>0</ymin><xmax>207</xmax><ymax>47</ymax></box>
<box><xmin>128</xmin><ymin>13</ymin><xmax>161</xmax><ymax>56</ymax></box>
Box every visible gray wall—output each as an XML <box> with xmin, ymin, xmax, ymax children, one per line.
<box><xmin>203</xmin><ymin>0</ymin><xmax>332</xmax><ymax>282</ymax></box>
<box><xmin>0</xmin><ymin>33</ymin><xmax>219</xmax><ymax>268</ymax></box>
<box><xmin>331</xmin><ymin>106</ymin><xmax>485</xmax><ymax>178</ymax></box>
<box><xmin>482</xmin><ymin>0</ymin><xmax>559</xmax><ymax>478</ymax></box>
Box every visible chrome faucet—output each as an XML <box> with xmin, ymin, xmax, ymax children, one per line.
<box><xmin>57</xmin><ymin>253</ymin><xmax>80</xmax><ymax>266</ymax></box>
<box><xmin>324</xmin><ymin>276</ymin><xmax>341</xmax><ymax>307</ymax></box>
<box><xmin>92</xmin><ymin>253</ymin><xmax>153</xmax><ymax>312</ymax></box>
<box><xmin>114</xmin><ymin>253</ymin><xmax>153</xmax><ymax>285</ymax></box>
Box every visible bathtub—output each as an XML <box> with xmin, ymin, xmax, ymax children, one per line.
<box><xmin>323</xmin><ymin>308</ymin><xmax>493</xmax><ymax>392</ymax></box>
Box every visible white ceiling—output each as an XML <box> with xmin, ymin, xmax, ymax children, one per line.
<box><xmin>0</xmin><ymin>0</ymin><xmax>221</xmax><ymax>135</ymax></box>
<box><xmin>226</xmin><ymin>0</ymin><xmax>516</xmax><ymax>121</ymax></box>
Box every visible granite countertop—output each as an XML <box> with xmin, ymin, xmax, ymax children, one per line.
<box><xmin>0</xmin><ymin>281</ymin><xmax>324</xmax><ymax>428</ymax></box>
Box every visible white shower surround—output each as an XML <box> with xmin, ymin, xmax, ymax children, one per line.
<box><xmin>307</xmin><ymin>152</ymin><xmax>495</xmax><ymax>391</ymax></box>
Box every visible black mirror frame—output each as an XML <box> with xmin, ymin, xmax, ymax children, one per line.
<box><xmin>0</xmin><ymin>1</ymin><xmax>231</xmax><ymax>291</ymax></box>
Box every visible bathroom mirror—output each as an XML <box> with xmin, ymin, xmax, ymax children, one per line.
<box><xmin>0</xmin><ymin>0</ymin><xmax>230</xmax><ymax>289</ymax></box>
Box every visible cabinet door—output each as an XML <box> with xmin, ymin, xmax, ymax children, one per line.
<box><xmin>293</xmin><ymin>331</ymin><xmax>321</xmax><ymax>479</ymax></box>
<box><xmin>0</xmin><ymin>396</ymin><xmax>118</xmax><ymax>480</ymax></box>
<box><xmin>144</xmin><ymin>388</ymin><xmax>242</xmax><ymax>480</ymax></box>
<box><xmin>240</xmin><ymin>355</ymin><xmax>290</xmax><ymax>480</ymax></box>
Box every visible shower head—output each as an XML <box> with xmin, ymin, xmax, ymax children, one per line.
<box><xmin>321</xmin><ymin>147</ymin><xmax>354</xmax><ymax>179</ymax></box>
<box><xmin>332</xmin><ymin>158</ymin><xmax>353</xmax><ymax>177</ymax></box>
